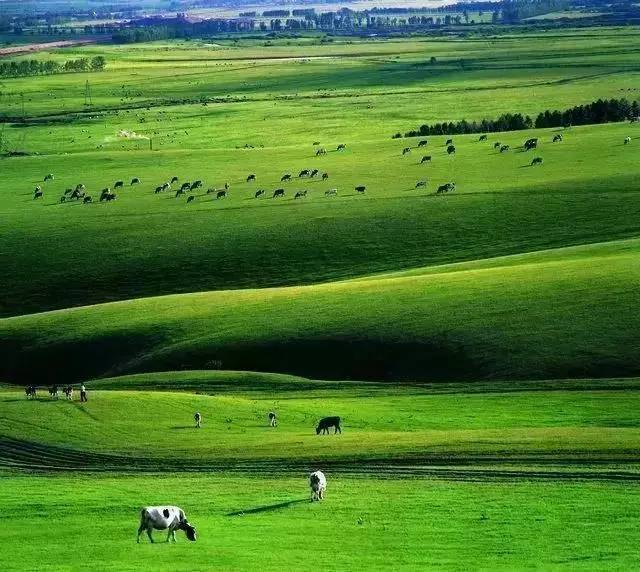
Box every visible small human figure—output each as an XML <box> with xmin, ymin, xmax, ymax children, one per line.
<box><xmin>194</xmin><ymin>412</ymin><xmax>202</xmax><ymax>428</ymax></box>
<box><xmin>80</xmin><ymin>383</ymin><xmax>87</xmax><ymax>402</ymax></box>
<box><xmin>268</xmin><ymin>411</ymin><xmax>277</xmax><ymax>427</ymax></box>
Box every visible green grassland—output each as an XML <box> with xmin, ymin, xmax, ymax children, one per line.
<box><xmin>3</xmin><ymin>472</ymin><xmax>640</xmax><ymax>571</ymax></box>
<box><xmin>1</xmin><ymin>28</ymin><xmax>640</xmax><ymax>381</ymax></box>
<box><xmin>2</xmin><ymin>27</ymin><xmax>640</xmax><ymax>570</ymax></box>
<box><xmin>4</xmin><ymin>376</ymin><xmax>640</xmax><ymax>466</ymax></box>
<box><xmin>3</xmin><ymin>376</ymin><xmax>640</xmax><ymax>570</ymax></box>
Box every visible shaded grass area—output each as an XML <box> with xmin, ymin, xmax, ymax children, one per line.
<box><xmin>2</xmin><ymin>239</ymin><xmax>639</xmax><ymax>383</ymax></box>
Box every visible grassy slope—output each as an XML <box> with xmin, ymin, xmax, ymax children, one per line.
<box><xmin>1</xmin><ymin>239</ymin><xmax>639</xmax><ymax>383</ymax></box>
<box><xmin>3</xmin><ymin>473</ymin><xmax>640</xmax><ymax>571</ymax></box>
<box><xmin>3</xmin><ymin>376</ymin><xmax>640</xmax><ymax>465</ymax></box>
<box><xmin>1</xmin><ymin>30</ymin><xmax>640</xmax><ymax>317</ymax></box>
<box><xmin>2</xmin><ymin>121</ymin><xmax>640</xmax><ymax>317</ymax></box>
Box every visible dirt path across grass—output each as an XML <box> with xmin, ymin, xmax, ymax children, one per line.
<box><xmin>0</xmin><ymin>38</ymin><xmax>102</xmax><ymax>58</ymax></box>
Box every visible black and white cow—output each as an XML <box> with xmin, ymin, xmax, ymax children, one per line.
<box><xmin>137</xmin><ymin>506</ymin><xmax>197</xmax><ymax>543</ymax></box>
<box><xmin>309</xmin><ymin>471</ymin><xmax>327</xmax><ymax>501</ymax></box>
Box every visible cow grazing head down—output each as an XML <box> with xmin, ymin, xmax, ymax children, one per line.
<box><xmin>182</xmin><ymin>522</ymin><xmax>197</xmax><ymax>542</ymax></box>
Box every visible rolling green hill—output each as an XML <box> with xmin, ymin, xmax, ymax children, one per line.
<box><xmin>4</xmin><ymin>375</ymin><xmax>640</xmax><ymax>469</ymax></box>
<box><xmin>2</xmin><ymin>238</ymin><xmax>639</xmax><ymax>383</ymax></box>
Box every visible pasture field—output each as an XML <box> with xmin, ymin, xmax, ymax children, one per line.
<box><xmin>4</xmin><ymin>376</ymin><xmax>640</xmax><ymax>466</ymax></box>
<box><xmin>3</xmin><ymin>376</ymin><xmax>640</xmax><ymax>570</ymax></box>
<box><xmin>1</xmin><ymin>31</ymin><xmax>640</xmax><ymax>385</ymax></box>
<box><xmin>2</xmin><ymin>472</ymin><xmax>640</xmax><ymax>571</ymax></box>
<box><xmin>2</xmin><ymin>25</ymin><xmax>640</xmax><ymax>570</ymax></box>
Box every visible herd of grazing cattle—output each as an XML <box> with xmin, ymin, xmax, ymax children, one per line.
<box><xmin>29</xmin><ymin>132</ymin><xmax>634</xmax><ymax>204</ymax></box>
<box><xmin>30</xmin><ymin>132</ymin><xmax>634</xmax><ymax>204</ymax></box>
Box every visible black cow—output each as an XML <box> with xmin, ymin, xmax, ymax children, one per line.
<box><xmin>553</xmin><ymin>134</ymin><xmax>563</xmax><ymax>142</ymax></box>
<box><xmin>181</xmin><ymin>183</ymin><xmax>191</xmax><ymax>191</ymax></box>
<box><xmin>355</xmin><ymin>185</ymin><xmax>366</xmax><ymax>193</ymax></box>
<box><xmin>114</xmin><ymin>181</ymin><xmax>124</xmax><ymax>189</ymax></box>
<box><xmin>216</xmin><ymin>190</ymin><xmax>227</xmax><ymax>199</ymax></box>
<box><xmin>322</xmin><ymin>173</ymin><xmax>329</xmax><ymax>180</ymax></box>
<box><xmin>524</xmin><ymin>138</ymin><xmax>538</xmax><ymax>151</ymax></box>
<box><xmin>281</xmin><ymin>174</ymin><xmax>292</xmax><ymax>182</ymax></box>
<box><xmin>531</xmin><ymin>157</ymin><xmax>543</xmax><ymax>165</ymax></box>
<box><xmin>415</xmin><ymin>180</ymin><xmax>427</xmax><ymax>188</ymax></box>
<box><xmin>44</xmin><ymin>173</ymin><xmax>54</xmax><ymax>181</ymax></box>
<box><xmin>447</xmin><ymin>145</ymin><xmax>456</xmax><ymax>155</ymax></box>
<box><xmin>316</xmin><ymin>416</ymin><xmax>342</xmax><ymax>435</ymax></box>
<box><xmin>187</xmin><ymin>195</ymin><xmax>195</xmax><ymax>203</ymax></box>
<box><xmin>299</xmin><ymin>169</ymin><xmax>310</xmax><ymax>178</ymax></box>
<box><xmin>500</xmin><ymin>145</ymin><xmax>510</xmax><ymax>153</ymax></box>
<box><xmin>191</xmin><ymin>181</ymin><xmax>202</xmax><ymax>190</ymax></box>
<box><xmin>247</xmin><ymin>174</ymin><xmax>256</xmax><ymax>182</ymax></box>
<box><xmin>83</xmin><ymin>196</ymin><xmax>92</xmax><ymax>203</ymax></box>
<box><xmin>437</xmin><ymin>182</ymin><xmax>456</xmax><ymax>194</ymax></box>
<box><xmin>479</xmin><ymin>134</ymin><xmax>487</xmax><ymax>141</ymax></box>
<box><xmin>494</xmin><ymin>142</ymin><xmax>502</xmax><ymax>149</ymax></box>
<box><xmin>175</xmin><ymin>189</ymin><xmax>185</xmax><ymax>198</ymax></box>
<box><xmin>131</xmin><ymin>177</ymin><xmax>141</xmax><ymax>185</ymax></box>
<box><xmin>445</xmin><ymin>139</ymin><xmax>453</xmax><ymax>146</ymax></box>
<box><xmin>310</xmin><ymin>169</ymin><xmax>319</xmax><ymax>177</ymax></box>
<box><xmin>418</xmin><ymin>140</ymin><xmax>428</xmax><ymax>147</ymax></box>
<box><xmin>402</xmin><ymin>147</ymin><xmax>411</xmax><ymax>155</ymax></box>
<box><xmin>255</xmin><ymin>189</ymin><xmax>265</xmax><ymax>198</ymax></box>
<box><xmin>337</xmin><ymin>144</ymin><xmax>346</xmax><ymax>151</ymax></box>
<box><xmin>34</xmin><ymin>190</ymin><xmax>43</xmax><ymax>199</ymax></box>
<box><xmin>421</xmin><ymin>155</ymin><xmax>432</xmax><ymax>164</ymax></box>
<box><xmin>295</xmin><ymin>190</ymin><xmax>308</xmax><ymax>199</ymax></box>
<box><xmin>60</xmin><ymin>196</ymin><xmax>66</xmax><ymax>203</ymax></box>
<box><xmin>273</xmin><ymin>188</ymin><xmax>285</xmax><ymax>198</ymax></box>
<box><xmin>171</xmin><ymin>176</ymin><xmax>179</xmax><ymax>184</ymax></box>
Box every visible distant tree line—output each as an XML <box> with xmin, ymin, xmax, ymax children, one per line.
<box><xmin>0</xmin><ymin>56</ymin><xmax>106</xmax><ymax>78</ymax></box>
<box><xmin>402</xmin><ymin>98</ymin><xmax>640</xmax><ymax>137</ymax></box>
<box><xmin>113</xmin><ymin>2</ymin><xmax>508</xmax><ymax>43</ymax></box>
<box><xmin>501</xmin><ymin>0</ymin><xmax>570</xmax><ymax>23</ymax></box>
<box><xmin>534</xmin><ymin>98</ymin><xmax>640</xmax><ymax>128</ymax></box>
<box><xmin>404</xmin><ymin>113</ymin><xmax>533</xmax><ymax>137</ymax></box>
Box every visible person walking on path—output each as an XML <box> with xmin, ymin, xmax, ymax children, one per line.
<box><xmin>194</xmin><ymin>412</ymin><xmax>202</xmax><ymax>428</ymax></box>
<box><xmin>80</xmin><ymin>383</ymin><xmax>88</xmax><ymax>402</ymax></box>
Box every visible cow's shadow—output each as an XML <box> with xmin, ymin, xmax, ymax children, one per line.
<box><xmin>226</xmin><ymin>498</ymin><xmax>307</xmax><ymax>516</ymax></box>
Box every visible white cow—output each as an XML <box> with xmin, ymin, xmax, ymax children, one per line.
<box><xmin>137</xmin><ymin>506</ymin><xmax>197</xmax><ymax>543</ymax></box>
<box><xmin>309</xmin><ymin>470</ymin><xmax>327</xmax><ymax>501</ymax></box>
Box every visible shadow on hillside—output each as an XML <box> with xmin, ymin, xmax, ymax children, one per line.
<box><xmin>226</xmin><ymin>498</ymin><xmax>307</xmax><ymax>516</ymax></box>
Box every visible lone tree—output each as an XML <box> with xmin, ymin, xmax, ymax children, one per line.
<box><xmin>91</xmin><ymin>56</ymin><xmax>106</xmax><ymax>71</ymax></box>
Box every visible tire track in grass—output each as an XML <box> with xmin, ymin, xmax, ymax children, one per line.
<box><xmin>2</xmin><ymin>436</ymin><xmax>640</xmax><ymax>481</ymax></box>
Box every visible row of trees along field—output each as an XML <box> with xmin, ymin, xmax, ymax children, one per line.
<box><xmin>112</xmin><ymin>2</ymin><xmax>502</xmax><ymax>42</ymax></box>
<box><xmin>0</xmin><ymin>57</ymin><xmax>106</xmax><ymax>78</ymax></box>
<box><xmin>401</xmin><ymin>98</ymin><xmax>640</xmax><ymax>137</ymax></box>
